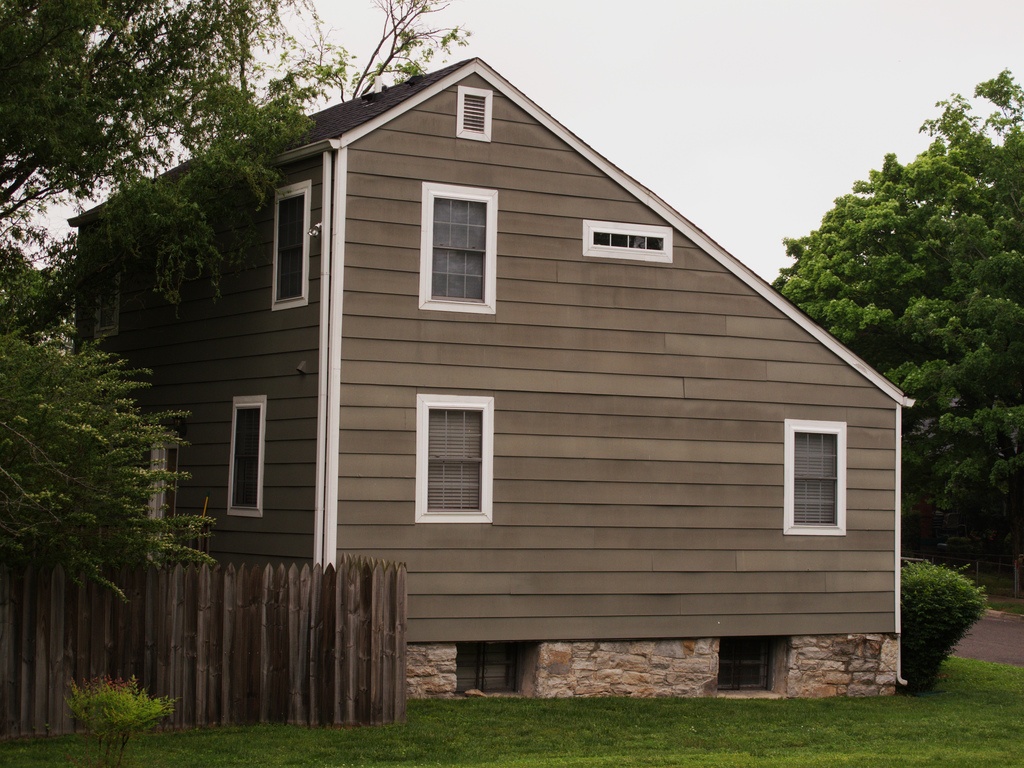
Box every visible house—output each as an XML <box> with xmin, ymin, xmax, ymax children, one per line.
<box><xmin>80</xmin><ymin>58</ymin><xmax>912</xmax><ymax>698</ymax></box>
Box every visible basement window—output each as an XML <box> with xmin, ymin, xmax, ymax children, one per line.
<box><xmin>583</xmin><ymin>220</ymin><xmax>673</xmax><ymax>263</ymax></box>
<box><xmin>718</xmin><ymin>637</ymin><xmax>771</xmax><ymax>690</ymax></box>
<box><xmin>456</xmin><ymin>642</ymin><xmax>520</xmax><ymax>693</ymax></box>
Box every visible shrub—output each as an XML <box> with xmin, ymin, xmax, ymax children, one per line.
<box><xmin>67</xmin><ymin>676</ymin><xmax>174</xmax><ymax>768</ymax></box>
<box><xmin>900</xmin><ymin>561</ymin><xmax>986</xmax><ymax>693</ymax></box>
<box><xmin>0</xmin><ymin>333</ymin><xmax>212</xmax><ymax>592</ymax></box>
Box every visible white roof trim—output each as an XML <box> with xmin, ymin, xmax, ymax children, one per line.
<box><xmin>318</xmin><ymin>59</ymin><xmax>911</xmax><ymax>408</ymax></box>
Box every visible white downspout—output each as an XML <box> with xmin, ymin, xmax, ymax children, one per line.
<box><xmin>320</xmin><ymin>147</ymin><xmax>347</xmax><ymax>568</ymax></box>
<box><xmin>895</xmin><ymin>403</ymin><xmax>908</xmax><ymax>686</ymax></box>
<box><xmin>313</xmin><ymin>142</ymin><xmax>345</xmax><ymax>567</ymax></box>
<box><xmin>313</xmin><ymin>149</ymin><xmax>334</xmax><ymax>566</ymax></box>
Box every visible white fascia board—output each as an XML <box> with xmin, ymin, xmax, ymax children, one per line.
<box><xmin>308</xmin><ymin>59</ymin><xmax>912</xmax><ymax>407</ymax></box>
<box><xmin>276</xmin><ymin>138</ymin><xmax>342</xmax><ymax>166</ymax></box>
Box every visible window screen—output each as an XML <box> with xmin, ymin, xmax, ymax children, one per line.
<box><xmin>793</xmin><ymin>431</ymin><xmax>838</xmax><ymax>526</ymax></box>
<box><xmin>432</xmin><ymin>198</ymin><xmax>487</xmax><ymax>300</ymax></box>
<box><xmin>232</xmin><ymin>406</ymin><xmax>262</xmax><ymax>507</ymax></box>
<box><xmin>428</xmin><ymin>409</ymin><xmax>482</xmax><ymax>511</ymax></box>
<box><xmin>276</xmin><ymin>194</ymin><xmax>305</xmax><ymax>300</ymax></box>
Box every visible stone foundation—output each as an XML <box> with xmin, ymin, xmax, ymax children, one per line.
<box><xmin>526</xmin><ymin>639</ymin><xmax>719</xmax><ymax>698</ymax></box>
<box><xmin>784</xmin><ymin>634</ymin><xmax>898</xmax><ymax>698</ymax></box>
<box><xmin>405</xmin><ymin>633</ymin><xmax>898</xmax><ymax>699</ymax></box>
<box><xmin>406</xmin><ymin>642</ymin><xmax>458</xmax><ymax>699</ymax></box>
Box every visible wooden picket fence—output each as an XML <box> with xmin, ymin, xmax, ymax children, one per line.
<box><xmin>0</xmin><ymin>558</ymin><xmax>407</xmax><ymax>739</ymax></box>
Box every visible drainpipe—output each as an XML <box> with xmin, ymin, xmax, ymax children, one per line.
<box><xmin>895</xmin><ymin>403</ymin><xmax>908</xmax><ymax>687</ymax></box>
<box><xmin>314</xmin><ymin>141</ymin><xmax>343</xmax><ymax>567</ymax></box>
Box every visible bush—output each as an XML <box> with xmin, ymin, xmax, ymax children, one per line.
<box><xmin>0</xmin><ymin>332</ymin><xmax>211</xmax><ymax>591</ymax></box>
<box><xmin>901</xmin><ymin>561</ymin><xmax>986</xmax><ymax>693</ymax></box>
<box><xmin>67</xmin><ymin>676</ymin><xmax>174</xmax><ymax>768</ymax></box>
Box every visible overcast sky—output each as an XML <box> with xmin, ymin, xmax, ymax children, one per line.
<box><xmin>324</xmin><ymin>0</ymin><xmax>1024</xmax><ymax>281</ymax></box>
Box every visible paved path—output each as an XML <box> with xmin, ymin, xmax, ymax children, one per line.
<box><xmin>953</xmin><ymin>611</ymin><xmax>1024</xmax><ymax>667</ymax></box>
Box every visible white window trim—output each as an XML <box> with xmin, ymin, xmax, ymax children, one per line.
<box><xmin>419</xmin><ymin>182</ymin><xmax>498</xmax><ymax>314</ymax></box>
<box><xmin>457</xmin><ymin>85</ymin><xmax>493</xmax><ymax>142</ymax></box>
<box><xmin>582</xmin><ymin>220</ymin><xmax>673</xmax><ymax>263</ymax></box>
<box><xmin>416</xmin><ymin>393</ymin><xmax>494</xmax><ymax>523</ymax></box>
<box><xmin>784</xmin><ymin>419</ymin><xmax>847</xmax><ymax>536</ymax></box>
<box><xmin>228</xmin><ymin>395</ymin><xmax>267</xmax><ymax>518</ymax></box>
<box><xmin>272</xmin><ymin>180</ymin><xmax>311</xmax><ymax>310</ymax></box>
<box><xmin>148</xmin><ymin>443</ymin><xmax>177</xmax><ymax>520</ymax></box>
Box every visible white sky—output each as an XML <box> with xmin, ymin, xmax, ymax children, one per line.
<box><xmin>323</xmin><ymin>0</ymin><xmax>1024</xmax><ymax>281</ymax></box>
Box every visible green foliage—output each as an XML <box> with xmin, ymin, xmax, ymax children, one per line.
<box><xmin>775</xmin><ymin>71</ymin><xmax>1024</xmax><ymax>556</ymax></box>
<box><xmin>5</xmin><ymin>659</ymin><xmax>1022</xmax><ymax>767</ymax></box>
<box><xmin>900</xmin><ymin>561</ymin><xmax>986</xmax><ymax>692</ymax></box>
<box><xmin>295</xmin><ymin>0</ymin><xmax>469</xmax><ymax>103</ymax></box>
<box><xmin>67</xmin><ymin>677</ymin><xmax>173</xmax><ymax>768</ymax></box>
<box><xmin>0</xmin><ymin>332</ymin><xmax>211</xmax><ymax>588</ymax></box>
<box><xmin>0</xmin><ymin>0</ymin><xmax>467</xmax><ymax>337</ymax></box>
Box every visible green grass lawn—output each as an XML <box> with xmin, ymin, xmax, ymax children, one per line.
<box><xmin>3</xmin><ymin>657</ymin><xmax>1022</xmax><ymax>768</ymax></box>
<box><xmin>989</xmin><ymin>600</ymin><xmax>1024</xmax><ymax>616</ymax></box>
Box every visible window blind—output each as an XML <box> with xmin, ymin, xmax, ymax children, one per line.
<box><xmin>427</xmin><ymin>409</ymin><xmax>482</xmax><ymax>511</ymax></box>
<box><xmin>793</xmin><ymin>431</ymin><xmax>837</xmax><ymax>526</ymax></box>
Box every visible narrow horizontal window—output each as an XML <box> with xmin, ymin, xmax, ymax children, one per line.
<box><xmin>583</xmin><ymin>220</ymin><xmax>673</xmax><ymax>263</ymax></box>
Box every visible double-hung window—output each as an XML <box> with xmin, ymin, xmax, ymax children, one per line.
<box><xmin>416</xmin><ymin>394</ymin><xmax>494</xmax><ymax>523</ymax></box>
<box><xmin>228</xmin><ymin>395</ymin><xmax>267</xmax><ymax>517</ymax></box>
<box><xmin>420</xmin><ymin>183</ymin><xmax>498</xmax><ymax>314</ymax></box>
<box><xmin>273</xmin><ymin>181</ymin><xmax>311</xmax><ymax>309</ymax></box>
<box><xmin>784</xmin><ymin>419</ymin><xmax>846</xmax><ymax>535</ymax></box>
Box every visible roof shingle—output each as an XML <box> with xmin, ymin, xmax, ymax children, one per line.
<box><xmin>303</xmin><ymin>59</ymin><xmax>472</xmax><ymax>144</ymax></box>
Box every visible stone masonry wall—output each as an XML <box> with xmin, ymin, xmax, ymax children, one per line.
<box><xmin>405</xmin><ymin>633</ymin><xmax>899</xmax><ymax>699</ymax></box>
<box><xmin>527</xmin><ymin>640</ymin><xmax>719</xmax><ymax>698</ymax></box>
<box><xmin>407</xmin><ymin>643</ymin><xmax>458</xmax><ymax>699</ymax></box>
<box><xmin>784</xmin><ymin>634</ymin><xmax>899</xmax><ymax>697</ymax></box>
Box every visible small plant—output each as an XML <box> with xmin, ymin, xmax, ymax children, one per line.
<box><xmin>900</xmin><ymin>561</ymin><xmax>986</xmax><ymax>693</ymax></box>
<box><xmin>66</xmin><ymin>676</ymin><xmax>174</xmax><ymax>768</ymax></box>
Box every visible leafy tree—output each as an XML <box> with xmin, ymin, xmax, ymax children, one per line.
<box><xmin>775</xmin><ymin>71</ymin><xmax>1024</xmax><ymax>557</ymax></box>
<box><xmin>297</xmin><ymin>0</ymin><xmax>468</xmax><ymax>103</ymax></box>
<box><xmin>1</xmin><ymin>0</ymin><xmax>467</xmax><ymax>336</ymax></box>
<box><xmin>0</xmin><ymin>0</ymin><xmax>466</xmax><ymax>576</ymax></box>
<box><xmin>0</xmin><ymin>332</ymin><xmax>209</xmax><ymax>586</ymax></box>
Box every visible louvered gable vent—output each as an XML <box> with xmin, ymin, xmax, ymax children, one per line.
<box><xmin>457</xmin><ymin>85</ymin><xmax>492</xmax><ymax>142</ymax></box>
<box><xmin>462</xmin><ymin>94</ymin><xmax>487</xmax><ymax>133</ymax></box>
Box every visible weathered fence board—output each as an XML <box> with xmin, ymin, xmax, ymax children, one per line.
<box><xmin>0</xmin><ymin>558</ymin><xmax>406</xmax><ymax>739</ymax></box>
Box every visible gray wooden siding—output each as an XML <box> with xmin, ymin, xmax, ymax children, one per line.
<box><xmin>335</xmin><ymin>75</ymin><xmax>901</xmax><ymax>643</ymax></box>
<box><xmin>98</xmin><ymin>157</ymin><xmax>326</xmax><ymax>563</ymax></box>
